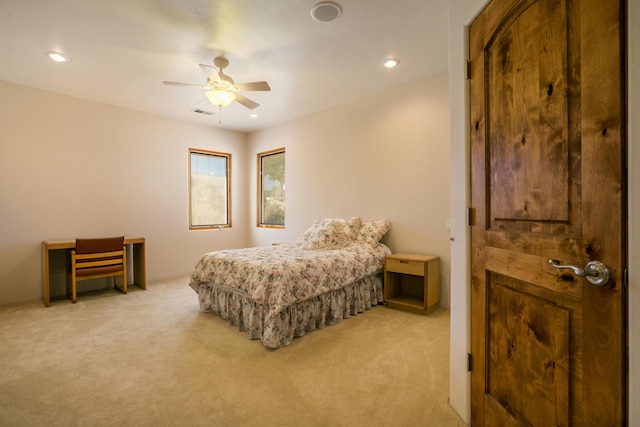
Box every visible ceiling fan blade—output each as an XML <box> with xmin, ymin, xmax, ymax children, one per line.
<box><xmin>199</xmin><ymin>64</ymin><xmax>220</xmax><ymax>84</ymax></box>
<box><xmin>234</xmin><ymin>81</ymin><xmax>271</xmax><ymax>92</ymax></box>
<box><xmin>234</xmin><ymin>93</ymin><xmax>260</xmax><ymax>110</ymax></box>
<box><xmin>163</xmin><ymin>81</ymin><xmax>207</xmax><ymax>88</ymax></box>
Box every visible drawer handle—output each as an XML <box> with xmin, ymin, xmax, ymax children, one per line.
<box><xmin>400</xmin><ymin>260</ymin><xmax>409</xmax><ymax>264</ymax></box>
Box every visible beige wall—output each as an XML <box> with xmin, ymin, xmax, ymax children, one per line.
<box><xmin>0</xmin><ymin>81</ymin><xmax>250</xmax><ymax>305</ymax></box>
<box><xmin>248</xmin><ymin>73</ymin><xmax>452</xmax><ymax>306</ymax></box>
<box><xmin>447</xmin><ymin>2</ymin><xmax>481</xmax><ymax>422</ymax></box>
<box><xmin>0</xmin><ymin>73</ymin><xmax>451</xmax><ymax>308</ymax></box>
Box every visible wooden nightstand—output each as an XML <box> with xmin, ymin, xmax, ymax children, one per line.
<box><xmin>384</xmin><ymin>253</ymin><xmax>440</xmax><ymax>315</ymax></box>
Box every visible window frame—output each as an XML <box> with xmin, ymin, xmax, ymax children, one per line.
<box><xmin>257</xmin><ymin>147</ymin><xmax>285</xmax><ymax>228</ymax></box>
<box><xmin>188</xmin><ymin>148</ymin><xmax>232</xmax><ymax>230</ymax></box>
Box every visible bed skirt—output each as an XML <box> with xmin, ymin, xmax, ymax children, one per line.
<box><xmin>197</xmin><ymin>273</ymin><xmax>384</xmax><ymax>348</ymax></box>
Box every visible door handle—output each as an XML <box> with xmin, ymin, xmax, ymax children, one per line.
<box><xmin>548</xmin><ymin>259</ymin><xmax>610</xmax><ymax>286</ymax></box>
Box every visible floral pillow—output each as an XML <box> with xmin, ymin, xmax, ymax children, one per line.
<box><xmin>329</xmin><ymin>217</ymin><xmax>362</xmax><ymax>241</ymax></box>
<box><xmin>301</xmin><ymin>217</ymin><xmax>362</xmax><ymax>250</ymax></box>
<box><xmin>356</xmin><ymin>219</ymin><xmax>391</xmax><ymax>246</ymax></box>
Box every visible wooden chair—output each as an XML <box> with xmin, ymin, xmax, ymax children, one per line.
<box><xmin>68</xmin><ymin>237</ymin><xmax>127</xmax><ymax>303</ymax></box>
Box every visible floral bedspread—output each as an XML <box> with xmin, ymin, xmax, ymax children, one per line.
<box><xmin>189</xmin><ymin>240</ymin><xmax>391</xmax><ymax>319</ymax></box>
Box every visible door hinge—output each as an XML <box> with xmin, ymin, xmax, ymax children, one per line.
<box><xmin>624</xmin><ymin>269</ymin><xmax>628</xmax><ymax>289</ymax></box>
<box><xmin>465</xmin><ymin>60</ymin><xmax>471</xmax><ymax>80</ymax></box>
<box><xmin>467</xmin><ymin>207</ymin><xmax>476</xmax><ymax>226</ymax></box>
<box><xmin>468</xmin><ymin>353</ymin><xmax>473</xmax><ymax>372</ymax></box>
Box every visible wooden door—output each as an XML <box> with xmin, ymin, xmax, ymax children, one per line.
<box><xmin>469</xmin><ymin>0</ymin><xmax>627</xmax><ymax>425</ymax></box>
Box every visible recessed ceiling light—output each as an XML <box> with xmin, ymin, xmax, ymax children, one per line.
<box><xmin>45</xmin><ymin>51</ymin><xmax>70</xmax><ymax>63</ymax></box>
<box><xmin>311</xmin><ymin>1</ymin><xmax>342</xmax><ymax>23</ymax></box>
<box><xmin>384</xmin><ymin>58</ymin><xmax>399</xmax><ymax>68</ymax></box>
<box><xmin>250</xmin><ymin>112</ymin><xmax>259</xmax><ymax>118</ymax></box>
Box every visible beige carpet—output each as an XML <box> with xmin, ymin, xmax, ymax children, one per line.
<box><xmin>0</xmin><ymin>277</ymin><xmax>466</xmax><ymax>427</ymax></box>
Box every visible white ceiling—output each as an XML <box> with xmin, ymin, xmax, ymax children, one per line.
<box><xmin>0</xmin><ymin>0</ymin><xmax>449</xmax><ymax>133</ymax></box>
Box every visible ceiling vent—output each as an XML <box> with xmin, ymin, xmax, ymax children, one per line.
<box><xmin>311</xmin><ymin>2</ymin><xmax>342</xmax><ymax>23</ymax></box>
<box><xmin>192</xmin><ymin>108</ymin><xmax>214</xmax><ymax>116</ymax></box>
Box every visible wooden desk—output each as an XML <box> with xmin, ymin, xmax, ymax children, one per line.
<box><xmin>42</xmin><ymin>236</ymin><xmax>146</xmax><ymax>307</ymax></box>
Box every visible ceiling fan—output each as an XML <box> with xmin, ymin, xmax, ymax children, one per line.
<box><xmin>163</xmin><ymin>56</ymin><xmax>271</xmax><ymax>120</ymax></box>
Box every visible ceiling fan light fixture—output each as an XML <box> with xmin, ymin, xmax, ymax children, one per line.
<box><xmin>206</xmin><ymin>90</ymin><xmax>236</xmax><ymax>107</ymax></box>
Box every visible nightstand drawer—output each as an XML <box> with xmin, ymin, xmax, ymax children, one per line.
<box><xmin>385</xmin><ymin>258</ymin><xmax>424</xmax><ymax>276</ymax></box>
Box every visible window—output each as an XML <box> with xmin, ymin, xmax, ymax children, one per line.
<box><xmin>258</xmin><ymin>148</ymin><xmax>285</xmax><ymax>227</ymax></box>
<box><xmin>188</xmin><ymin>148</ymin><xmax>231</xmax><ymax>229</ymax></box>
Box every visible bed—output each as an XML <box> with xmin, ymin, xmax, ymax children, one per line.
<box><xmin>188</xmin><ymin>217</ymin><xmax>391</xmax><ymax>348</ymax></box>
